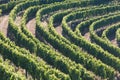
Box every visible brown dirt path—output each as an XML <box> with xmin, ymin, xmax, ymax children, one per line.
<box><xmin>0</xmin><ymin>15</ymin><xmax>9</xmax><ymax>36</ymax></box>
<box><xmin>111</xmin><ymin>39</ymin><xmax>118</xmax><ymax>46</ymax></box>
<box><xmin>15</xmin><ymin>11</ymin><xmax>24</xmax><ymax>27</ymax></box>
<box><xmin>81</xmin><ymin>27</ymin><xmax>91</xmax><ymax>41</ymax></box>
<box><xmin>84</xmin><ymin>32</ymin><xmax>91</xmax><ymax>41</ymax></box>
<box><xmin>55</xmin><ymin>24</ymin><xmax>63</xmax><ymax>36</ymax></box>
<box><xmin>26</xmin><ymin>18</ymin><xmax>36</xmax><ymax>36</ymax></box>
<box><xmin>41</xmin><ymin>21</ymin><xmax>48</xmax><ymax>30</ymax></box>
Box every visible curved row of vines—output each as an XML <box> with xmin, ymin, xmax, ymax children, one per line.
<box><xmin>0</xmin><ymin>0</ymin><xmax>120</xmax><ymax>80</ymax></box>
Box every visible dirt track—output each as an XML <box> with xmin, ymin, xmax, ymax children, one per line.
<box><xmin>26</xmin><ymin>18</ymin><xmax>36</xmax><ymax>36</ymax></box>
<box><xmin>55</xmin><ymin>25</ymin><xmax>63</xmax><ymax>36</ymax></box>
<box><xmin>0</xmin><ymin>15</ymin><xmax>9</xmax><ymax>36</ymax></box>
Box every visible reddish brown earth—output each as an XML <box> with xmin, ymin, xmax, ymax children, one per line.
<box><xmin>15</xmin><ymin>11</ymin><xmax>24</xmax><ymax>27</ymax></box>
<box><xmin>15</xmin><ymin>16</ymin><xmax>22</xmax><ymax>27</ymax></box>
<box><xmin>41</xmin><ymin>21</ymin><xmax>48</xmax><ymax>30</ymax></box>
<box><xmin>26</xmin><ymin>18</ymin><xmax>36</xmax><ymax>36</ymax></box>
<box><xmin>55</xmin><ymin>25</ymin><xmax>63</xmax><ymax>36</ymax></box>
<box><xmin>0</xmin><ymin>15</ymin><xmax>9</xmax><ymax>36</ymax></box>
<box><xmin>111</xmin><ymin>38</ymin><xmax>118</xmax><ymax>46</ymax></box>
<box><xmin>0</xmin><ymin>13</ymin><xmax>33</xmax><ymax>79</ymax></box>
<box><xmin>40</xmin><ymin>15</ymin><xmax>50</xmax><ymax>31</ymax></box>
<box><xmin>84</xmin><ymin>32</ymin><xmax>91</xmax><ymax>41</ymax></box>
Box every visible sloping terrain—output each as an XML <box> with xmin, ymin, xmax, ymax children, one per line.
<box><xmin>1</xmin><ymin>0</ymin><xmax>120</xmax><ymax>80</ymax></box>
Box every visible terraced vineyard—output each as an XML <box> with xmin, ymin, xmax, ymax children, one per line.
<box><xmin>1</xmin><ymin>0</ymin><xmax>120</xmax><ymax>80</ymax></box>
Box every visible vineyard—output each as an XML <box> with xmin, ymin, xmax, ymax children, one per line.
<box><xmin>1</xmin><ymin>0</ymin><xmax>120</xmax><ymax>80</ymax></box>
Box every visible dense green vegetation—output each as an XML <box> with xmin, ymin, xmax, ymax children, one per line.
<box><xmin>1</xmin><ymin>0</ymin><xmax>120</xmax><ymax>80</ymax></box>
